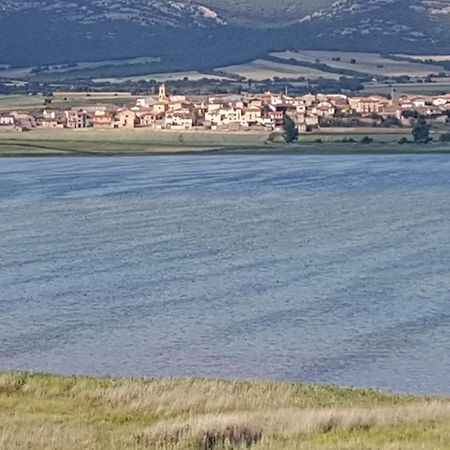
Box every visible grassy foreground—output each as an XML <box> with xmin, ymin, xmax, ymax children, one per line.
<box><xmin>1</xmin><ymin>128</ymin><xmax>450</xmax><ymax>156</ymax></box>
<box><xmin>0</xmin><ymin>129</ymin><xmax>270</xmax><ymax>156</ymax></box>
<box><xmin>1</xmin><ymin>372</ymin><xmax>450</xmax><ymax>449</ymax></box>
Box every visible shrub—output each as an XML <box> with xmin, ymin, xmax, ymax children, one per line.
<box><xmin>439</xmin><ymin>133</ymin><xmax>450</xmax><ymax>143</ymax></box>
<box><xmin>361</xmin><ymin>136</ymin><xmax>374</xmax><ymax>144</ymax></box>
<box><xmin>412</xmin><ymin>118</ymin><xmax>430</xmax><ymax>143</ymax></box>
<box><xmin>283</xmin><ymin>114</ymin><xmax>298</xmax><ymax>143</ymax></box>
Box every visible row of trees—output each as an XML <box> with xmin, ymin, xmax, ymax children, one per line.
<box><xmin>283</xmin><ymin>115</ymin><xmax>447</xmax><ymax>144</ymax></box>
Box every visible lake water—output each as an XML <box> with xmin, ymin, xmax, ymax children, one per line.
<box><xmin>1</xmin><ymin>155</ymin><xmax>450</xmax><ymax>395</ymax></box>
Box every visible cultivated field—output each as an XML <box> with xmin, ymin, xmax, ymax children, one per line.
<box><xmin>272</xmin><ymin>51</ymin><xmax>449</xmax><ymax>77</ymax></box>
<box><xmin>1</xmin><ymin>128</ymin><xmax>449</xmax><ymax>156</ymax></box>
<box><xmin>0</xmin><ymin>57</ymin><xmax>161</xmax><ymax>80</ymax></box>
<box><xmin>218</xmin><ymin>59</ymin><xmax>340</xmax><ymax>81</ymax></box>
<box><xmin>52</xmin><ymin>56</ymin><xmax>161</xmax><ymax>72</ymax></box>
<box><xmin>0</xmin><ymin>128</ymin><xmax>270</xmax><ymax>156</ymax></box>
<box><xmin>1</xmin><ymin>372</ymin><xmax>450</xmax><ymax>449</ymax></box>
<box><xmin>95</xmin><ymin>71</ymin><xmax>229</xmax><ymax>84</ymax></box>
<box><xmin>0</xmin><ymin>94</ymin><xmax>47</xmax><ymax>111</ymax></box>
<box><xmin>395</xmin><ymin>54</ymin><xmax>450</xmax><ymax>62</ymax></box>
<box><xmin>362</xmin><ymin>80</ymin><xmax>450</xmax><ymax>95</ymax></box>
<box><xmin>0</xmin><ymin>93</ymin><xmax>139</xmax><ymax>112</ymax></box>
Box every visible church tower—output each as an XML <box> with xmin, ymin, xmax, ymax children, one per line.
<box><xmin>159</xmin><ymin>83</ymin><xmax>169</xmax><ymax>103</ymax></box>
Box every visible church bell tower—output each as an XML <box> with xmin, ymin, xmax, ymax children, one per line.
<box><xmin>159</xmin><ymin>83</ymin><xmax>169</xmax><ymax>103</ymax></box>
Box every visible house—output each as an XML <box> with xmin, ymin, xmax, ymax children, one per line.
<box><xmin>153</xmin><ymin>102</ymin><xmax>169</xmax><ymax>115</ymax></box>
<box><xmin>326</xmin><ymin>95</ymin><xmax>349</xmax><ymax>112</ymax></box>
<box><xmin>41</xmin><ymin>118</ymin><xmax>65</xmax><ymax>128</ymax></box>
<box><xmin>311</xmin><ymin>101</ymin><xmax>335</xmax><ymax>118</ymax></box>
<box><xmin>292</xmin><ymin>98</ymin><xmax>308</xmax><ymax>114</ymax></box>
<box><xmin>170</xmin><ymin>95</ymin><xmax>186</xmax><ymax>103</ymax></box>
<box><xmin>11</xmin><ymin>112</ymin><xmax>37</xmax><ymax>129</ymax></box>
<box><xmin>349</xmin><ymin>97</ymin><xmax>382</xmax><ymax>115</ymax></box>
<box><xmin>262</xmin><ymin>110</ymin><xmax>284</xmax><ymax>129</ymax></box>
<box><xmin>169</xmin><ymin>101</ymin><xmax>191</xmax><ymax>112</ymax></box>
<box><xmin>205</xmin><ymin>110</ymin><xmax>223</xmax><ymax>127</ymax></box>
<box><xmin>93</xmin><ymin>110</ymin><xmax>115</xmax><ymax>128</ymax></box>
<box><xmin>207</xmin><ymin>103</ymin><xmax>222</xmax><ymax>113</ymax></box>
<box><xmin>242</xmin><ymin>107</ymin><xmax>262</xmax><ymax>126</ymax></box>
<box><xmin>249</xmin><ymin>98</ymin><xmax>263</xmax><ymax>108</ymax></box>
<box><xmin>66</xmin><ymin>110</ymin><xmax>91</xmax><ymax>129</ymax></box>
<box><xmin>304</xmin><ymin>115</ymin><xmax>320</xmax><ymax>128</ymax></box>
<box><xmin>118</xmin><ymin>109</ymin><xmax>137</xmax><ymax>129</ymax></box>
<box><xmin>0</xmin><ymin>114</ymin><xmax>21</xmax><ymax>132</ymax></box>
<box><xmin>410</xmin><ymin>97</ymin><xmax>428</xmax><ymax>108</ymax></box>
<box><xmin>42</xmin><ymin>110</ymin><xmax>66</xmax><ymax>128</ymax></box>
<box><xmin>301</xmin><ymin>94</ymin><xmax>317</xmax><ymax>107</ymax></box>
<box><xmin>165</xmin><ymin>112</ymin><xmax>194</xmax><ymax>130</ymax></box>
<box><xmin>398</xmin><ymin>97</ymin><xmax>415</xmax><ymax>110</ymax></box>
<box><xmin>136</xmin><ymin>97</ymin><xmax>154</xmax><ymax>108</ymax></box>
<box><xmin>221</xmin><ymin>107</ymin><xmax>242</xmax><ymax>125</ymax></box>
<box><xmin>153</xmin><ymin>118</ymin><xmax>165</xmax><ymax>130</ymax></box>
<box><xmin>137</xmin><ymin>110</ymin><xmax>156</xmax><ymax>127</ymax></box>
<box><xmin>0</xmin><ymin>115</ymin><xmax>15</xmax><ymax>126</ymax></box>
<box><xmin>432</xmin><ymin>95</ymin><xmax>450</xmax><ymax>107</ymax></box>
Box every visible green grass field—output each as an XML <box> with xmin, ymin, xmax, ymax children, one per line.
<box><xmin>0</xmin><ymin>93</ymin><xmax>139</xmax><ymax>112</ymax></box>
<box><xmin>218</xmin><ymin>59</ymin><xmax>340</xmax><ymax>81</ymax></box>
<box><xmin>0</xmin><ymin>129</ymin><xmax>271</xmax><ymax>156</ymax></box>
<box><xmin>362</xmin><ymin>81</ymin><xmax>450</xmax><ymax>96</ymax></box>
<box><xmin>272</xmin><ymin>51</ymin><xmax>449</xmax><ymax>78</ymax></box>
<box><xmin>95</xmin><ymin>71</ymin><xmax>230</xmax><ymax>84</ymax></box>
<box><xmin>1</xmin><ymin>372</ymin><xmax>450</xmax><ymax>449</ymax></box>
<box><xmin>0</xmin><ymin>128</ymin><xmax>449</xmax><ymax>156</ymax></box>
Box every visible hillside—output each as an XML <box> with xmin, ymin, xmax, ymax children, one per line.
<box><xmin>1</xmin><ymin>372</ymin><xmax>450</xmax><ymax>449</ymax></box>
<box><xmin>0</xmin><ymin>1</ymin><xmax>450</xmax><ymax>67</ymax></box>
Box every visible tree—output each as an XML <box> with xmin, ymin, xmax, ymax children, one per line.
<box><xmin>361</xmin><ymin>136</ymin><xmax>374</xmax><ymax>144</ymax></box>
<box><xmin>412</xmin><ymin>117</ymin><xmax>430</xmax><ymax>143</ymax></box>
<box><xmin>439</xmin><ymin>133</ymin><xmax>450</xmax><ymax>143</ymax></box>
<box><xmin>283</xmin><ymin>114</ymin><xmax>298</xmax><ymax>143</ymax></box>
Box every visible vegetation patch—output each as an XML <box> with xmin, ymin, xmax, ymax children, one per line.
<box><xmin>1</xmin><ymin>372</ymin><xmax>450</xmax><ymax>449</ymax></box>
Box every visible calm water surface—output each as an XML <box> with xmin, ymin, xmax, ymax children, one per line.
<box><xmin>1</xmin><ymin>155</ymin><xmax>450</xmax><ymax>395</ymax></box>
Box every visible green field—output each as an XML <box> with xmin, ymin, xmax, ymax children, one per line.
<box><xmin>3</xmin><ymin>50</ymin><xmax>450</xmax><ymax>86</ymax></box>
<box><xmin>0</xmin><ymin>58</ymin><xmax>160</xmax><ymax>80</ymax></box>
<box><xmin>1</xmin><ymin>372</ymin><xmax>450</xmax><ymax>449</ymax></box>
<box><xmin>395</xmin><ymin>54</ymin><xmax>450</xmax><ymax>62</ymax></box>
<box><xmin>362</xmin><ymin>81</ymin><xmax>450</xmax><ymax>96</ymax></box>
<box><xmin>272</xmin><ymin>51</ymin><xmax>449</xmax><ymax>78</ymax></box>
<box><xmin>95</xmin><ymin>71</ymin><xmax>230</xmax><ymax>84</ymax></box>
<box><xmin>0</xmin><ymin>128</ymin><xmax>449</xmax><ymax>156</ymax></box>
<box><xmin>0</xmin><ymin>129</ymin><xmax>270</xmax><ymax>156</ymax></box>
<box><xmin>0</xmin><ymin>93</ymin><xmax>139</xmax><ymax>112</ymax></box>
<box><xmin>218</xmin><ymin>59</ymin><xmax>340</xmax><ymax>81</ymax></box>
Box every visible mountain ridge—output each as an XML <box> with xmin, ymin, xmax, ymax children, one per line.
<box><xmin>0</xmin><ymin>0</ymin><xmax>449</xmax><ymax>66</ymax></box>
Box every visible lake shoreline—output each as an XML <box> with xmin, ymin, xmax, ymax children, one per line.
<box><xmin>1</xmin><ymin>371</ymin><xmax>449</xmax><ymax>449</ymax></box>
<box><xmin>1</xmin><ymin>127</ymin><xmax>449</xmax><ymax>156</ymax></box>
<box><xmin>1</xmin><ymin>145</ymin><xmax>450</xmax><ymax>157</ymax></box>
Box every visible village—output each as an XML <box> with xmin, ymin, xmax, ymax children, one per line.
<box><xmin>1</xmin><ymin>83</ymin><xmax>450</xmax><ymax>134</ymax></box>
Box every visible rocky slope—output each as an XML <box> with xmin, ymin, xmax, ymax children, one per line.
<box><xmin>0</xmin><ymin>0</ymin><xmax>449</xmax><ymax>66</ymax></box>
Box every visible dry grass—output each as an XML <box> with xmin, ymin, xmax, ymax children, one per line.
<box><xmin>1</xmin><ymin>372</ymin><xmax>450</xmax><ymax>449</ymax></box>
<box><xmin>272</xmin><ymin>51</ymin><xmax>449</xmax><ymax>77</ymax></box>
<box><xmin>0</xmin><ymin>93</ymin><xmax>139</xmax><ymax>112</ymax></box>
<box><xmin>95</xmin><ymin>71</ymin><xmax>230</xmax><ymax>83</ymax></box>
<box><xmin>0</xmin><ymin>128</ymin><xmax>270</xmax><ymax>156</ymax></box>
<box><xmin>218</xmin><ymin>59</ymin><xmax>340</xmax><ymax>81</ymax></box>
<box><xmin>395</xmin><ymin>54</ymin><xmax>450</xmax><ymax>62</ymax></box>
